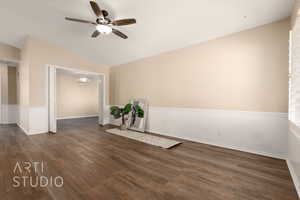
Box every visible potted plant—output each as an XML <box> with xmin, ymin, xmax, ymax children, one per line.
<box><xmin>110</xmin><ymin>104</ymin><xmax>144</xmax><ymax>130</ymax></box>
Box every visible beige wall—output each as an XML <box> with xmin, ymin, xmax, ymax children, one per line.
<box><xmin>21</xmin><ymin>37</ymin><xmax>109</xmax><ymax>107</ymax></box>
<box><xmin>0</xmin><ymin>65</ymin><xmax>8</xmax><ymax>105</ymax></box>
<box><xmin>0</xmin><ymin>42</ymin><xmax>20</xmax><ymax>62</ymax></box>
<box><xmin>56</xmin><ymin>71</ymin><xmax>98</xmax><ymax>118</ymax></box>
<box><xmin>110</xmin><ymin>19</ymin><xmax>290</xmax><ymax>113</ymax></box>
<box><xmin>8</xmin><ymin>67</ymin><xmax>17</xmax><ymax>104</ymax></box>
<box><xmin>19</xmin><ymin>39</ymin><xmax>30</xmax><ymax>107</ymax></box>
<box><xmin>291</xmin><ymin>0</ymin><xmax>300</xmax><ymax>29</ymax></box>
<box><xmin>0</xmin><ymin>66</ymin><xmax>17</xmax><ymax>105</ymax></box>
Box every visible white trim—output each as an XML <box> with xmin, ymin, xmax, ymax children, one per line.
<box><xmin>288</xmin><ymin>122</ymin><xmax>300</xmax><ymax>198</ymax></box>
<box><xmin>48</xmin><ymin>66</ymin><xmax>57</xmax><ymax>133</ymax></box>
<box><xmin>290</xmin><ymin>122</ymin><xmax>300</xmax><ymax>140</ymax></box>
<box><xmin>96</xmin><ymin>74</ymin><xmax>105</xmax><ymax>125</ymax></box>
<box><xmin>28</xmin><ymin>131</ymin><xmax>48</xmax><ymax>135</ymax></box>
<box><xmin>287</xmin><ymin>160</ymin><xmax>300</xmax><ymax>198</ymax></box>
<box><xmin>110</xmin><ymin>105</ymin><xmax>288</xmax><ymax>117</ymax></box>
<box><xmin>18</xmin><ymin>105</ymin><xmax>29</xmax><ymax>133</ymax></box>
<box><xmin>17</xmin><ymin>106</ymin><xmax>48</xmax><ymax>135</ymax></box>
<box><xmin>0</xmin><ymin>64</ymin><xmax>9</xmax><ymax>124</ymax></box>
<box><xmin>46</xmin><ymin>64</ymin><xmax>107</xmax><ymax>134</ymax></box>
<box><xmin>0</xmin><ymin>63</ymin><xmax>2</xmax><ymax>124</ymax></box>
<box><xmin>57</xmin><ymin>115</ymin><xmax>98</xmax><ymax>120</ymax></box>
<box><xmin>29</xmin><ymin>106</ymin><xmax>48</xmax><ymax>135</ymax></box>
<box><xmin>17</xmin><ymin>123</ymin><xmax>30</xmax><ymax>135</ymax></box>
<box><xmin>149</xmin><ymin>106</ymin><xmax>288</xmax><ymax>117</ymax></box>
<box><xmin>53</xmin><ymin>65</ymin><xmax>104</xmax><ymax>76</ymax></box>
<box><xmin>0</xmin><ymin>59</ymin><xmax>19</xmax><ymax>67</ymax></box>
<box><xmin>18</xmin><ymin>123</ymin><xmax>47</xmax><ymax>135</ymax></box>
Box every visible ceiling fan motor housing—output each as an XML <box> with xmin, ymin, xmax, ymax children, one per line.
<box><xmin>96</xmin><ymin>17</ymin><xmax>111</xmax><ymax>25</ymax></box>
<box><xmin>102</xmin><ymin>10</ymin><xmax>109</xmax><ymax>17</ymax></box>
<box><xmin>65</xmin><ymin>1</ymin><xmax>136</xmax><ymax>39</ymax></box>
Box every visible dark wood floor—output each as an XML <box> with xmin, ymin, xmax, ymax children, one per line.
<box><xmin>0</xmin><ymin>118</ymin><xmax>298</xmax><ymax>200</ymax></box>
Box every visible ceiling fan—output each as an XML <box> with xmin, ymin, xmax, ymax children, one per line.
<box><xmin>65</xmin><ymin>1</ymin><xmax>136</xmax><ymax>39</ymax></box>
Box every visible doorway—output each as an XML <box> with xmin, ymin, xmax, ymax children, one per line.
<box><xmin>0</xmin><ymin>62</ymin><xmax>19</xmax><ymax>125</ymax></box>
<box><xmin>47</xmin><ymin>65</ymin><xmax>106</xmax><ymax>133</ymax></box>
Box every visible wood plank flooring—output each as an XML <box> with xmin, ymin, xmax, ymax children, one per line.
<box><xmin>0</xmin><ymin>118</ymin><xmax>298</xmax><ymax>200</ymax></box>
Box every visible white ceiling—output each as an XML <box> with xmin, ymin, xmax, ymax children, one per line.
<box><xmin>0</xmin><ymin>0</ymin><xmax>295</xmax><ymax>67</ymax></box>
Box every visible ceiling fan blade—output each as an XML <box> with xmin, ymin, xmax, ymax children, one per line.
<box><xmin>112</xmin><ymin>29</ymin><xmax>128</xmax><ymax>39</ymax></box>
<box><xmin>112</xmin><ymin>18</ymin><xmax>136</xmax><ymax>26</ymax></box>
<box><xmin>90</xmin><ymin>1</ymin><xmax>103</xmax><ymax>18</ymax></box>
<box><xmin>92</xmin><ymin>30</ymin><xmax>100</xmax><ymax>38</ymax></box>
<box><xmin>65</xmin><ymin>17</ymin><xmax>96</xmax><ymax>25</ymax></box>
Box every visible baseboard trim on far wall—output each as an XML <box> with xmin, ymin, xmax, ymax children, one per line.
<box><xmin>287</xmin><ymin>160</ymin><xmax>300</xmax><ymax>198</ymax></box>
<box><xmin>17</xmin><ymin>123</ymin><xmax>30</xmax><ymax>135</ymax></box>
<box><xmin>56</xmin><ymin>115</ymin><xmax>98</xmax><ymax>120</ymax></box>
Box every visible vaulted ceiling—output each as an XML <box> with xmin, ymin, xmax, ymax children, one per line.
<box><xmin>0</xmin><ymin>0</ymin><xmax>295</xmax><ymax>66</ymax></box>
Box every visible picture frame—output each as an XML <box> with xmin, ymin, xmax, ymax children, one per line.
<box><xmin>128</xmin><ymin>98</ymin><xmax>148</xmax><ymax>132</ymax></box>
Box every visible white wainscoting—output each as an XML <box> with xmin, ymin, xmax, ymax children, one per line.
<box><xmin>57</xmin><ymin>115</ymin><xmax>98</xmax><ymax>120</ymax></box>
<box><xmin>28</xmin><ymin>106</ymin><xmax>48</xmax><ymax>135</ymax></box>
<box><xmin>22</xmin><ymin>106</ymin><xmax>109</xmax><ymax>135</ymax></box>
<box><xmin>21</xmin><ymin>105</ymin><xmax>288</xmax><ymax>159</ymax></box>
<box><xmin>17</xmin><ymin>106</ymin><xmax>48</xmax><ymax>135</ymax></box>
<box><xmin>110</xmin><ymin>106</ymin><xmax>288</xmax><ymax>159</ymax></box>
<box><xmin>103</xmin><ymin>105</ymin><xmax>112</xmax><ymax>125</ymax></box>
<box><xmin>18</xmin><ymin>105</ymin><xmax>29</xmax><ymax>134</ymax></box>
<box><xmin>0</xmin><ymin>104</ymin><xmax>18</xmax><ymax>124</ymax></box>
<box><xmin>288</xmin><ymin>122</ymin><xmax>300</xmax><ymax>198</ymax></box>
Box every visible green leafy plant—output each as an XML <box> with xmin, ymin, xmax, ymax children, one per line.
<box><xmin>110</xmin><ymin>104</ymin><xmax>144</xmax><ymax>129</ymax></box>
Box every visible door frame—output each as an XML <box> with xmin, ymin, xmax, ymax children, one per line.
<box><xmin>46</xmin><ymin>64</ymin><xmax>107</xmax><ymax>133</ymax></box>
<box><xmin>0</xmin><ymin>63</ymin><xmax>8</xmax><ymax>124</ymax></box>
<box><xmin>0</xmin><ymin>64</ymin><xmax>2</xmax><ymax>124</ymax></box>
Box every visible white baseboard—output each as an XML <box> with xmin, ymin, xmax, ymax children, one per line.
<box><xmin>109</xmin><ymin>106</ymin><xmax>288</xmax><ymax>159</ymax></box>
<box><xmin>56</xmin><ymin>115</ymin><xmax>98</xmax><ymax>120</ymax></box>
<box><xmin>287</xmin><ymin>160</ymin><xmax>300</xmax><ymax>198</ymax></box>
<box><xmin>17</xmin><ymin>122</ymin><xmax>29</xmax><ymax>135</ymax></box>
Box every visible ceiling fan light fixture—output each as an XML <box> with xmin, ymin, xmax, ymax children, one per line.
<box><xmin>96</xmin><ymin>24</ymin><xmax>112</xmax><ymax>34</ymax></box>
<box><xmin>65</xmin><ymin>1</ymin><xmax>136</xmax><ymax>39</ymax></box>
